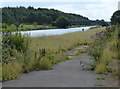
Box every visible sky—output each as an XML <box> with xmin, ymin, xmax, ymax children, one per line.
<box><xmin>0</xmin><ymin>0</ymin><xmax>119</xmax><ymax>21</ymax></box>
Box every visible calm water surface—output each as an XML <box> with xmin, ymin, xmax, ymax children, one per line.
<box><xmin>20</xmin><ymin>26</ymin><xmax>93</xmax><ymax>37</ymax></box>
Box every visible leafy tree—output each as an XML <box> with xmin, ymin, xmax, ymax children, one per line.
<box><xmin>53</xmin><ymin>16</ymin><xmax>70</xmax><ymax>28</ymax></box>
<box><xmin>27</xmin><ymin>6</ymin><xmax>34</xmax><ymax>10</ymax></box>
<box><xmin>111</xmin><ymin>10</ymin><xmax>120</xmax><ymax>25</ymax></box>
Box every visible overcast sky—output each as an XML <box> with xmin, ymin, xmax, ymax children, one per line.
<box><xmin>1</xmin><ymin>0</ymin><xmax>119</xmax><ymax>21</ymax></box>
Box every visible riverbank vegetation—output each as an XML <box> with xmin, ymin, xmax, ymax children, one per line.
<box><xmin>88</xmin><ymin>25</ymin><xmax>119</xmax><ymax>78</ymax></box>
<box><xmin>1</xmin><ymin>27</ymin><xmax>105</xmax><ymax>81</ymax></box>
<box><xmin>86</xmin><ymin>10</ymin><xmax>120</xmax><ymax>78</ymax></box>
<box><xmin>2</xmin><ymin>23</ymin><xmax>57</xmax><ymax>32</ymax></box>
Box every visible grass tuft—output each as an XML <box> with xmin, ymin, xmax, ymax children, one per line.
<box><xmin>96</xmin><ymin>77</ymin><xmax>105</xmax><ymax>80</ymax></box>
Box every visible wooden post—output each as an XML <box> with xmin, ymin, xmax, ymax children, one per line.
<box><xmin>39</xmin><ymin>48</ymin><xmax>45</xmax><ymax>59</ymax></box>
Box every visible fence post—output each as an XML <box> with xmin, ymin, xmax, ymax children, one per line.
<box><xmin>39</xmin><ymin>48</ymin><xmax>45</xmax><ymax>59</ymax></box>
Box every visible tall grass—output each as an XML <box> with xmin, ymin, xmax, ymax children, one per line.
<box><xmin>88</xmin><ymin>25</ymin><xmax>119</xmax><ymax>77</ymax></box>
<box><xmin>30</xmin><ymin>27</ymin><xmax>106</xmax><ymax>53</ymax></box>
<box><xmin>2</xmin><ymin>61</ymin><xmax>23</xmax><ymax>80</ymax></box>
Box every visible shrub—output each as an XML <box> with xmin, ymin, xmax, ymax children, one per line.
<box><xmin>2</xmin><ymin>31</ymin><xmax>31</xmax><ymax>79</ymax></box>
<box><xmin>2</xmin><ymin>32</ymin><xmax>26</xmax><ymax>52</ymax></box>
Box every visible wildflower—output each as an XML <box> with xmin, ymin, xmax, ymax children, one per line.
<box><xmin>100</xmin><ymin>34</ymin><xmax>104</xmax><ymax>38</ymax></box>
<box><xmin>2</xmin><ymin>32</ymin><xmax>4</xmax><ymax>35</ymax></box>
<box><xmin>6</xmin><ymin>37</ymin><xmax>11</xmax><ymax>39</ymax></box>
<box><xmin>5</xmin><ymin>31</ymin><xmax>11</xmax><ymax>36</ymax></box>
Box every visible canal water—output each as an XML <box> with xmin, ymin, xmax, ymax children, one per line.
<box><xmin>19</xmin><ymin>26</ymin><xmax>93</xmax><ymax>37</ymax></box>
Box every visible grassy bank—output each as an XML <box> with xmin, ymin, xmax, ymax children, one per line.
<box><xmin>68</xmin><ymin>25</ymin><xmax>87</xmax><ymax>28</ymax></box>
<box><xmin>88</xmin><ymin>25</ymin><xmax>119</xmax><ymax>78</ymax></box>
<box><xmin>2</xmin><ymin>23</ymin><xmax>57</xmax><ymax>32</ymax></box>
<box><xmin>2</xmin><ymin>23</ymin><xmax>88</xmax><ymax>32</ymax></box>
<box><xmin>2</xmin><ymin>27</ymin><xmax>106</xmax><ymax>81</ymax></box>
<box><xmin>30</xmin><ymin>27</ymin><xmax>106</xmax><ymax>52</ymax></box>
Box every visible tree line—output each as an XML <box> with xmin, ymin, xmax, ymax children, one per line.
<box><xmin>2</xmin><ymin>6</ymin><xmax>88</xmax><ymax>26</ymax></box>
<box><xmin>1</xmin><ymin>6</ymin><xmax>109</xmax><ymax>28</ymax></box>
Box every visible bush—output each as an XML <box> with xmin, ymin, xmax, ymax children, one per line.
<box><xmin>2</xmin><ymin>32</ymin><xmax>25</xmax><ymax>63</ymax></box>
<box><xmin>2</xmin><ymin>31</ymin><xmax>32</xmax><ymax>80</ymax></box>
<box><xmin>2</xmin><ymin>32</ymin><xmax>26</xmax><ymax>52</ymax></box>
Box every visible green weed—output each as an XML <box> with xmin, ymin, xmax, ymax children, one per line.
<box><xmin>96</xmin><ymin>77</ymin><xmax>105</xmax><ymax>80</ymax></box>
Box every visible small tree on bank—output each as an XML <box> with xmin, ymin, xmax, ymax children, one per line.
<box><xmin>53</xmin><ymin>16</ymin><xmax>70</xmax><ymax>28</ymax></box>
<box><xmin>111</xmin><ymin>10</ymin><xmax>120</xmax><ymax>25</ymax></box>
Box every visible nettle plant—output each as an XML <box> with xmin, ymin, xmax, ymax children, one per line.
<box><xmin>2</xmin><ymin>31</ymin><xmax>29</xmax><ymax>64</ymax></box>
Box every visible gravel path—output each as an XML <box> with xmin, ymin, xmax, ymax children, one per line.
<box><xmin>2</xmin><ymin>45</ymin><xmax>118</xmax><ymax>87</ymax></box>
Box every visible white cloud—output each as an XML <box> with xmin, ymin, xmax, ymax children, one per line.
<box><xmin>81</xmin><ymin>2</ymin><xmax>118</xmax><ymax>21</ymax></box>
<box><xmin>38</xmin><ymin>1</ymin><xmax>118</xmax><ymax>21</ymax></box>
<box><xmin>40</xmin><ymin>4</ymin><xmax>76</xmax><ymax>13</ymax></box>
